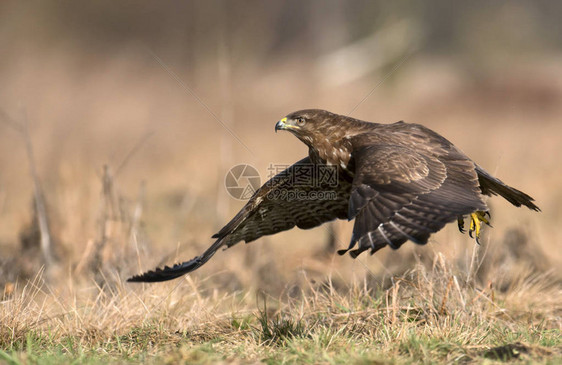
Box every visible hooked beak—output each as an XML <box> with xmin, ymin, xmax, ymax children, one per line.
<box><xmin>275</xmin><ymin>117</ymin><xmax>287</xmax><ymax>133</ymax></box>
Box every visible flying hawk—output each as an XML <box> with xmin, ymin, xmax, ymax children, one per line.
<box><xmin>128</xmin><ymin>109</ymin><xmax>539</xmax><ymax>282</ymax></box>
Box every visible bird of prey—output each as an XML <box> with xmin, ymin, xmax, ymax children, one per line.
<box><xmin>128</xmin><ymin>109</ymin><xmax>539</xmax><ymax>282</ymax></box>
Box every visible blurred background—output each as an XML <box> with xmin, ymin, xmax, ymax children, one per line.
<box><xmin>0</xmin><ymin>1</ymin><xmax>560</xmax><ymax>294</ymax></box>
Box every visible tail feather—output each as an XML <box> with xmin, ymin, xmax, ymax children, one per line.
<box><xmin>476</xmin><ymin>166</ymin><xmax>540</xmax><ymax>211</ymax></box>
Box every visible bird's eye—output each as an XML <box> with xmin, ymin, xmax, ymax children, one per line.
<box><xmin>295</xmin><ymin>117</ymin><xmax>306</xmax><ymax>127</ymax></box>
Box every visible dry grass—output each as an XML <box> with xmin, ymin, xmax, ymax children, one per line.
<box><xmin>1</xmin><ymin>252</ymin><xmax>560</xmax><ymax>364</ymax></box>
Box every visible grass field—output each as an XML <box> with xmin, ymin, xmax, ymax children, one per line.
<box><xmin>1</xmin><ymin>14</ymin><xmax>562</xmax><ymax>363</ymax></box>
<box><xmin>1</xmin><ymin>258</ymin><xmax>560</xmax><ymax>364</ymax></box>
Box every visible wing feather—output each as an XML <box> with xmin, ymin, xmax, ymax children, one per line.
<box><xmin>128</xmin><ymin>157</ymin><xmax>351</xmax><ymax>282</ymax></box>
<box><xmin>339</xmin><ymin>137</ymin><xmax>487</xmax><ymax>258</ymax></box>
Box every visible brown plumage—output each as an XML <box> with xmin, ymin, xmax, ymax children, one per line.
<box><xmin>128</xmin><ymin>109</ymin><xmax>539</xmax><ymax>282</ymax></box>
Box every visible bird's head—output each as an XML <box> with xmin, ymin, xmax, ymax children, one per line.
<box><xmin>275</xmin><ymin>109</ymin><xmax>337</xmax><ymax>147</ymax></box>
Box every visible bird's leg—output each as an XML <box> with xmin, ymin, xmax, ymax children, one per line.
<box><xmin>468</xmin><ymin>211</ymin><xmax>491</xmax><ymax>244</ymax></box>
<box><xmin>457</xmin><ymin>216</ymin><xmax>465</xmax><ymax>233</ymax></box>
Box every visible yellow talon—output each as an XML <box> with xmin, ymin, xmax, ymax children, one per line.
<box><xmin>468</xmin><ymin>211</ymin><xmax>490</xmax><ymax>243</ymax></box>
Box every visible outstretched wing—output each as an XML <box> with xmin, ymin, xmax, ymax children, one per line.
<box><xmin>339</xmin><ymin>137</ymin><xmax>487</xmax><ymax>258</ymax></box>
<box><xmin>128</xmin><ymin>157</ymin><xmax>351</xmax><ymax>282</ymax></box>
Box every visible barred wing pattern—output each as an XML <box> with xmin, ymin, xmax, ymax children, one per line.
<box><xmin>128</xmin><ymin>157</ymin><xmax>351</xmax><ymax>282</ymax></box>
<box><xmin>339</xmin><ymin>139</ymin><xmax>487</xmax><ymax>258</ymax></box>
